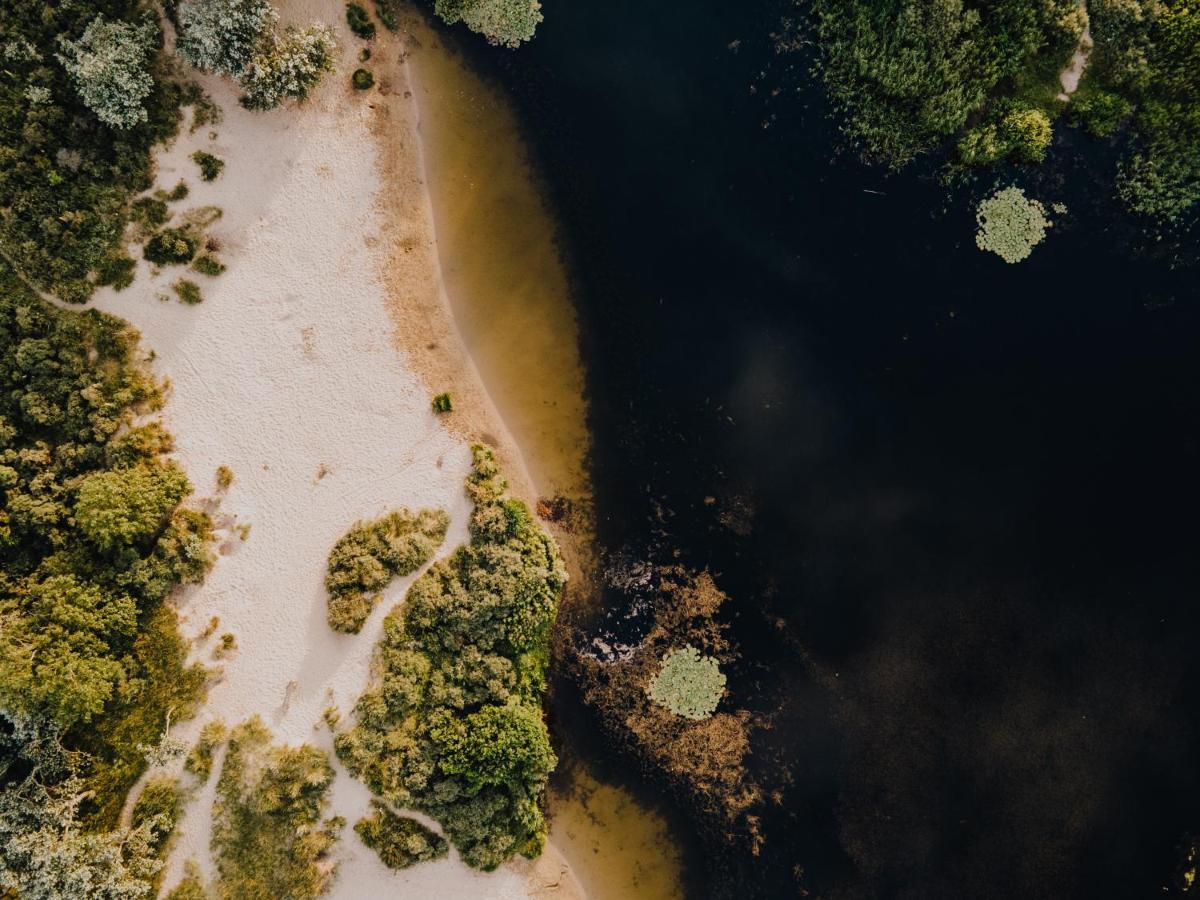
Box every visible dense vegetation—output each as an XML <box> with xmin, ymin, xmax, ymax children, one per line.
<box><xmin>0</xmin><ymin>0</ymin><xmax>188</xmax><ymax>302</ymax></box>
<box><xmin>0</xmin><ymin>260</ymin><xmax>214</xmax><ymax>892</ymax></box>
<box><xmin>176</xmin><ymin>0</ymin><xmax>335</xmax><ymax>111</ymax></box>
<box><xmin>336</xmin><ymin>445</ymin><xmax>565</xmax><ymax>870</ymax></box>
<box><xmin>209</xmin><ymin>717</ymin><xmax>342</xmax><ymax>900</ymax></box>
<box><xmin>370</xmin><ymin>0</ymin><xmax>542</xmax><ymax>48</ymax></box>
<box><xmin>325</xmin><ymin>507</ymin><xmax>449</xmax><ymax>633</ymax></box>
<box><xmin>804</xmin><ymin>0</ymin><xmax>1200</xmax><ymax>231</ymax></box>
<box><xmin>354</xmin><ymin>801</ymin><xmax>448</xmax><ymax>869</ymax></box>
<box><xmin>807</xmin><ymin>0</ymin><xmax>1082</xmax><ymax>170</ymax></box>
<box><xmin>1089</xmin><ymin>0</ymin><xmax>1200</xmax><ymax>224</ymax></box>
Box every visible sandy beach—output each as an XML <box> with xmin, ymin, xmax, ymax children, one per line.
<box><xmin>89</xmin><ymin>1</ymin><xmax>583</xmax><ymax>895</ymax></box>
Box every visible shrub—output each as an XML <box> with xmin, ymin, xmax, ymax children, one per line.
<box><xmin>76</xmin><ymin>463</ymin><xmax>192</xmax><ymax>555</ymax></box>
<box><xmin>133</xmin><ymin>196</ymin><xmax>171</xmax><ymax>231</ymax></box>
<box><xmin>165</xmin><ymin>180</ymin><xmax>191</xmax><ymax>202</ymax></box>
<box><xmin>433</xmin><ymin>0</ymin><xmax>543</xmax><ymax>48</ymax></box>
<box><xmin>975</xmin><ymin>186</ymin><xmax>1053</xmax><ymax>263</ymax></box>
<box><xmin>646</xmin><ymin>645</ymin><xmax>726</xmax><ymax>720</ymax></box>
<box><xmin>211</xmin><ymin>717</ymin><xmax>342</xmax><ymax>899</ymax></box>
<box><xmin>346</xmin><ymin>3</ymin><xmax>377</xmax><ymax>39</ymax></box>
<box><xmin>145</xmin><ymin>228</ymin><xmax>199</xmax><ymax>265</ymax></box>
<box><xmin>172</xmin><ymin>278</ymin><xmax>204</xmax><ymax>305</ymax></box>
<box><xmin>352</xmin><ymin>67</ymin><xmax>375</xmax><ymax>90</ymax></box>
<box><xmin>216</xmin><ymin>465</ymin><xmax>235</xmax><ymax>490</ymax></box>
<box><xmin>432</xmin><ymin>392</ymin><xmax>453</xmax><ymax>413</ymax></box>
<box><xmin>191</xmin><ymin>150</ymin><xmax>225</xmax><ymax>181</ymax></box>
<box><xmin>1070</xmin><ymin>88</ymin><xmax>1132</xmax><ymax>138</ymax></box>
<box><xmin>192</xmin><ymin>254</ymin><xmax>227</xmax><ymax>276</ymax></box>
<box><xmin>239</xmin><ymin>25</ymin><xmax>336</xmax><ymax>111</ymax></box>
<box><xmin>185</xmin><ymin>720</ymin><xmax>229</xmax><ymax>780</ymax></box>
<box><xmin>1002</xmin><ymin>107</ymin><xmax>1053</xmax><ymax>163</ymax></box>
<box><xmin>176</xmin><ymin>0</ymin><xmax>278</xmax><ymax>77</ymax></box>
<box><xmin>335</xmin><ymin>446</ymin><xmax>565</xmax><ymax>870</ymax></box>
<box><xmin>355</xmin><ymin>802</ymin><xmax>448</xmax><ymax>869</ymax></box>
<box><xmin>325</xmin><ymin>508</ymin><xmax>449</xmax><ymax>633</ymax></box>
<box><xmin>96</xmin><ymin>252</ymin><xmax>137</xmax><ymax>291</ymax></box>
<box><xmin>57</xmin><ymin>15</ymin><xmax>159</xmax><ymax>129</ymax></box>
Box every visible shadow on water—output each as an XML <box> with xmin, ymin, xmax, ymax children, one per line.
<box><xmin>429</xmin><ymin>0</ymin><xmax>1200</xmax><ymax>897</ymax></box>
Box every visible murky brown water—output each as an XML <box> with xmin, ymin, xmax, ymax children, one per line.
<box><xmin>400</xmin><ymin>11</ymin><xmax>684</xmax><ymax>899</ymax></box>
<box><xmin>404</xmin><ymin>15</ymin><xmax>588</xmax><ymax>505</ymax></box>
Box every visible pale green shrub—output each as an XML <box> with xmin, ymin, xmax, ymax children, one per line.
<box><xmin>975</xmin><ymin>186</ymin><xmax>1053</xmax><ymax>264</ymax></box>
<box><xmin>176</xmin><ymin>0</ymin><xmax>277</xmax><ymax>77</ymax></box>
<box><xmin>646</xmin><ymin>645</ymin><xmax>725</xmax><ymax>721</ymax></box>
<box><xmin>57</xmin><ymin>15</ymin><xmax>157</xmax><ymax>129</ymax></box>
<box><xmin>239</xmin><ymin>25</ymin><xmax>335</xmax><ymax>111</ymax></box>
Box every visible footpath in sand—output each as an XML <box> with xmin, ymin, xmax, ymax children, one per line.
<box><xmin>92</xmin><ymin>1</ymin><xmax>581</xmax><ymax>896</ymax></box>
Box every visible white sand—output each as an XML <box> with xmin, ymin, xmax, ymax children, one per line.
<box><xmin>89</xmin><ymin>5</ymin><xmax>563</xmax><ymax>897</ymax></box>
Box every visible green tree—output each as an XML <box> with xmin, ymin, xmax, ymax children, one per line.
<box><xmin>433</xmin><ymin>0</ymin><xmax>543</xmax><ymax>49</ymax></box>
<box><xmin>57</xmin><ymin>15</ymin><xmax>158</xmax><ymax>129</ymax></box>
<box><xmin>434</xmin><ymin>702</ymin><xmax>555</xmax><ymax>792</ymax></box>
<box><xmin>75</xmin><ymin>464</ymin><xmax>190</xmax><ymax>555</ymax></box>
<box><xmin>176</xmin><ymin>0</ymin><xmax>278</xmax><ymax>77</ymax></box>
<box><xmin>239</xmin><ymin>24</ymin><xmax>335</xmax><ymax>110</ymax></box>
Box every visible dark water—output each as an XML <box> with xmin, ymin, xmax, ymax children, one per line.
<box><xmin>445</xmin><ymin>1</ymin><xmax>1200</xmax><ymax>897</ymax></box>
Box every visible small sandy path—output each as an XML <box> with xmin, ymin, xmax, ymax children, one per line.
<box><xmin>1058</xmin><ymin>6</ymin><xmax>1093</xmax><ymax>101</ymax></box>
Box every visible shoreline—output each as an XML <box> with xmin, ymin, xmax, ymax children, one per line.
<box><xmin>365</xmin><ymin>16</ymin><xmax>589</xmax><ymax>898</ymax></box>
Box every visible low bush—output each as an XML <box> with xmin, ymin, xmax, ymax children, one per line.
<box><xmin>352</xmin><ymin>68</ymin><xmax>375</xmax><ymax>91</ymax></box>
<box><xmin>211</xmin><ymin>717</ymin><xmax>342</xmax><ymax>899</ymax></box>
<box><xmin>185</xmin><ymin>719</ymin><xmax>229</xmax><ymax>780</ymax></box>
<box><xmin>432</xmin><ymin>392</ymin><xmax>453</xmax><ymax>413</ymax></box>
<box><xmin>192</xmin><ymin>254</ymin><xmax>227</xmax><ymax>277</ymax></box>
<box><xmin>336</xmin><ymin>446</ymin><xmax>565</xmax><ymax>870</ymax></box>
<box><xmin>145</xmin><ymin>228</ymin><xmax>200</xmax><ymax>265</ymax></box>
<box><xmin>355</xmin><ymin>801</ymin><xmax>448</xmax><ymax>869</ymax></box>
<box><xmin>133</xmin><ymin>774</ymin><xmax>184</xmax><ymax>890</ymax></box>
<box><xmin>172</xmin><ymin>278</ymin><xmax>204</xmax><ymax>305</ymax></box>
<box><xmin>191</xmin><ymin>150</ymin><xmax>225</xmax><ymax>181</ymax></box>
<box><xmin>346</xmin><ymin>3</ymin><xmax>377</xmax><ymax>40</ymax></box>
<box><xmin>325</xmin><ymin>508</ymin><xmax>449</xmax><ymax>633</ymax></box>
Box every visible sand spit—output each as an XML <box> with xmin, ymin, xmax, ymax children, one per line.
<box><xmin>87</xmin><ymin>2</ymin><xmax>581</xmax><ymax>896</ymax></box>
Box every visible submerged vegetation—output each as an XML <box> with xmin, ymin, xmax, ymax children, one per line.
<box><xmin>646</xmin><ymin>645</ymin><xmax>726</xmax><ymax>720</ymax></box>
<box><xmin>336</xmin><ymin>445</ymin><xmax>565</xmax><ymax>870</ymax></box>
<box><xmin>575</xmin><ymin>569</ymin><xmax>762</xmax><ymax>849</ymax></box>
<box><xmin>0</xmin><ymin>259</ymin><xmax>213</xmax><ymax>888</ymax></box>
<box><xmin>210</xmin><ymin>717</ymin><xmax>342</xmax><ymax>900</ymax></box>
<box><xmin>325</xmin><ymin>507</ymin><xmax>449</xmax><ymax>633</ymax></box>
<box><xmin>975</xmin><ymin>185</ymin><xmax>1053</xmax><ymax>262</ymax></box>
